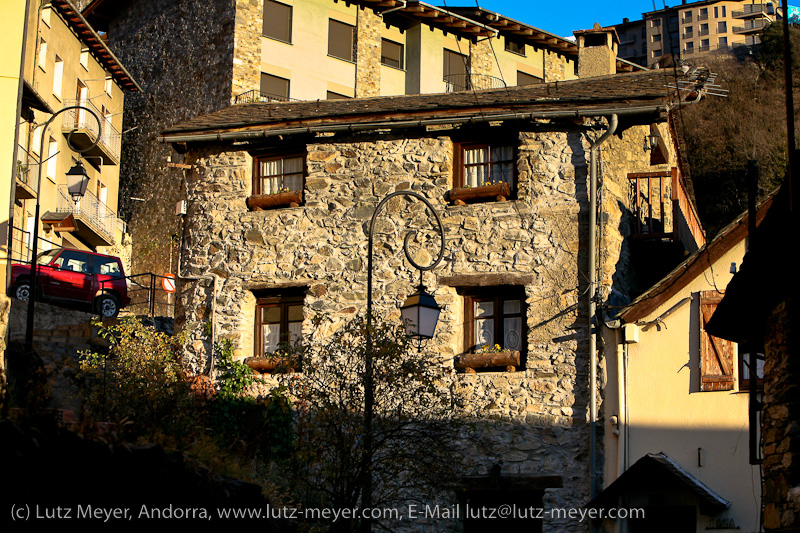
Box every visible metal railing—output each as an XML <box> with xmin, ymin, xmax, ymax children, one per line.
<box><xmin>107</xmin><ymin>272</ymin><xmax>174</xmax><ymax>318</ymax></box>
<box><xmin>9</xmin><ymin>227</ymin><xmax>61</xmax><ymax>264</ymax></box>
<box><xmin>15</xmin><ymin>157</ymin><xmax>38</xmax><ymax>193</ymax></box>
<box><xmin>698</xmin><ymin>28</ymin><xmax>710</xmax><ymax>36</ymax></box>
<box><xmin>444</xmin><ymin>74</ymin><xmax>507</xmax><ymax>92</ymax></box>
<box><xmin>61</xmin><ymin>99</ymin><xmax>121</xmax><ymax>161</ymax></box>
<box><xmin>733</xmin><ymin>19</ymin><xmax>769</xmax><ymax>33</ymax></box>
<box><xmin>54</xmin><ymin>184</ymin><xmax>116</xmax><ymax>244</ymax></box>
<box><xmin>233</xmin><ymin>90</ymin><xmax>297</xmax><ymax>104</ymax></box>
<box><xmin>697</xmin><ymin>13</ymin><xmax>709</xmax><ymax>21</ymax></box>
<box><xmin>732</xmin><ymin>4</ymin><xmax>774</xmax><ymax>18</ymax></box>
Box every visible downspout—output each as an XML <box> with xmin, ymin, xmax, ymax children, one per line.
<box><xmin>589</xmin><ymin>114</ymin><xmax>617</xmax><ymax>500</ymax></box>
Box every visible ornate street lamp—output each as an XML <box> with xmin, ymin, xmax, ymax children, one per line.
<box><xmin>24</xmin><ymin>105</ymin><xmax>101</xmax><ymax>354</ymax></box>
<box><xmin>362</xmin><ymin>190</ymin><xmax>445</xmax><ymax>531</ymax></box>
<box><xmin>65</xmin><ymin>159</ymin><xmax>91</xmax><ymax>203</ymax></box>
<box><xmin>399</xmin><ymin>279</ymin><xmax>442</xmax><ymax>344</ymax></box>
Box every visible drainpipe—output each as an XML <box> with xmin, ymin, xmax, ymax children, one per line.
<box><xmin>589</xmin><ymin>114</ymin><xmax>617</xmax><ymax>500</ymax></box>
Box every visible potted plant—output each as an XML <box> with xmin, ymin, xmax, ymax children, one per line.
<box><xmin>246</xmin><ymin>187</ymin><xmax>303</xmax><ymax>210</ymax></box>
<box><xmin>449</xmin><ymin>180</ymin><xmax>511</xmax><ymax>206</ymax></box>
<box><xmin>455</xmin><ymin>343</ymin><xmax>521</xmax><ymax>373</ymax></box>
<box><xmin>244</xmin><ymin>348</ymin><xmax>301</xmax><ymax>374</ymax></box>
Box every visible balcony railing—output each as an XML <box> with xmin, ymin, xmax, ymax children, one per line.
<box><xmin>444</xmin><ymin>74</ymin><xmax>507</xmax><ymax>92</ymax></box>
<box><xmin>54</xmin><ymin>184</ymin><xmax>116</xmax><ymax>244</ymax></box>
<box><xmin>697</xmin><ymin>13</ymin><xmax>709</xmax><ymax>21</ymax></box>
<box><xmin>61</xmin><ymin>99</ymin><xmax>121</xmax><ymax>164</ymax></box>
<box><xmin>733</xmin><ymin>4</ymin><xmax>774</xmax><ymax>18</ymax></box>
<box><xmin>733</xmin><ymin>19</ymin><xmax>769</xmax><ymax>33</ymax></box>
<box><xmin>233</xmin><ymin>90</ymin><xmax>297</xmax><ymax>104</ymax></box>
<box><xmin>698</xmin><ymin>28</ymin><xmax>710</xmax><ymax>36</ymax></box>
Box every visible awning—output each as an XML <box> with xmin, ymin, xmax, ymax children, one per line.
<box><xmin>588</xmin><ymin>453</ymin><xmax>730</xmax><ymax>516</ymax></box>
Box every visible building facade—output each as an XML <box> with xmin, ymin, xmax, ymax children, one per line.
<box><xmin>613</xmin><ymin>0</ymin><xmax>782</xmax><ymax>67</ymax></box>
<box><xmin>4</xmin><ymin>0</ymin><xmax>139</xmax><ymax>288</ymax></box>
<box><xmin>78</xmin><ymin>0</ymin><xmax>645</xmax><ymax>278</ymax></box>
<box><xmin>596</xmin><ymin>198</ymin><xmax>772</xmax><ymax>532</ymax></box>
<box><xmin>159</xmin><ymin>65</ymin><xmax>706</xmax><ymax>530</ymax></box>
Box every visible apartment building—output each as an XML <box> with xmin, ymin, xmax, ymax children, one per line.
<box><xmin>3</xmin><ymin>0</ymin><xmax>139</xmax><ymax>292</ymax></box>
<box><xmin>79</xmin><ymin>0</ymin><xmax>642</xmax><ymax>277</ymax></box>
<box><xmin>613</xmin><ymin>0</ymin><xmax>782</xmax><ymax>67</ymax></box>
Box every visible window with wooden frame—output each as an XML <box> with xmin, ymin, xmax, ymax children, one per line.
<box><xmin>504</xmin><ymin>38</ymin><xmax>525</xmax><ymax>56</ymax></box>
<box><xmin>739</xmin><ymin>350</ymin><xmax>764</xmax><ymax>391</ymax></box>
<box><xmin>457</xmin><ymin>287</ymin><xmax>526</xmax><ymax>373</ymax></box>
<box><xmin>253</xmin><ymin>154</ymin><xmax>304</xmax><ymax>196</ymax></box>
<box><xmin>454</xmin><ymin>142</ymin><xmax>516</xmax><ymax>190</ymax></box>
<box><xmin>255</xmin><ymin>292</ymin><xmax>304</xmax><ymax>360</ymax></box>
<box><xmin>381</xmin><ymin>38</ymin><xmax>404</xmax><ymax>69</ymax></box>
<box><xmin>263</xmin><ymin>0</ymin><xmax>292</xmax><ymax>42</ymax></box>
<box><xmin>699</xmin><ymin>291</ymin><xmax>736</xmax><ymax>391</ymax></box>
<box><xmin>328</xmin><ymin>19</ymin><xmax>355</xmax><ymax>62</ymax></box>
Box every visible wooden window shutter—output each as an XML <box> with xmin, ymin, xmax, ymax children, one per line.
<box><xmin>699</xmin><ymin>291</ymin><xmax>735</xmax><ymax>391</ymax></box>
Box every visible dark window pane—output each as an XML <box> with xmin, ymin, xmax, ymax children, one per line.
<box><xmin>260</xmin><ymin>73</ymin><xmax>290</xmax><ymax>99</ymax></box>
<box><xmin>326</xmin><ymin>91</ymin><xmax>350</xmax><ymax>99</ymax></box>
<box><xmin>505</xmin><ymin>39</ymin><xmax>525</xmax><ymax>55</ymax></box>
<box><xmin>381</xmin><ymin>38</ymin><xmax>403</xmax><ymax>68</ymax></box>
<box><xmin>263</xmin><ymin>1</ymin><xmax>292</xmax><ymax>42</ymax></box>
<box><xmin>329</xmin><ymin>19</ymin><xmax>354</xmax><ymax>61</ymax></box>
<box><xmin>443</xmin><ymin>49</ymin><xmax>468</xmax><ymax>80</ymax></box>
<box><xmin>517</xmin><ymin>71</ymin><xmax>542</xmax><ymax>86</ymax></box>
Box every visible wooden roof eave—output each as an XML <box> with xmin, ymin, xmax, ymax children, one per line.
<box><xmin>161</xmin><ymin>97</ymin><xmax>671</xmax><ymax>141</ymax></box>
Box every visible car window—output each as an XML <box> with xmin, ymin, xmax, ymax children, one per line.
<box><xmin>54</xmin><ymin>250</ymin><xmax>90</xmax><ymax>274</ymax></box>
<box><xmin>94</xmin><ymin>257</ymin><xmax>122</xmax><ymax>277</ymax></box>
<box><xmin>36</xmin><ymin>249</ymin><xmax>60</xmax><ymax>265</ymax></box>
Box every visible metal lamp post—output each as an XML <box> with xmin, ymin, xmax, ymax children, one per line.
<box><xmin>362</xmin><ymin>190</ymin><xmax>446</xmax><ymax>531</ymax></box>
<box><xmin>24</xmin><ymin>105</ymin><xmax>101</xmax><ymax>354</ymax></box>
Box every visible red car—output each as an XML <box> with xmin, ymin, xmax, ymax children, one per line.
<box><xmin>9</xmin><ymin>248</ymin><xmax>130</xmax><ymax>317</ymax></box>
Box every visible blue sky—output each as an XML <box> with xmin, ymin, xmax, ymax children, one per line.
<box><xmin>452</xmin><ymin>1</ymin><xmax>667</xmax><ymax>38</ymax></box>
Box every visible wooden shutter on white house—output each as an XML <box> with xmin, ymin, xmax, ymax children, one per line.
<box><xmin>699</xmin><ymin>291</ymin><xmax>736</xmax><ymax>391</ymax></box>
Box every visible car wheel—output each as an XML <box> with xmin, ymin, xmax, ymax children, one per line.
<box><xmin>13</xmin><ymin>280</ymin><xmax>32</xmax><ymax>301</ymax></box>
<box><xmin>96</xmin><ymin>294</ymin><xmax>120</xmax><ymax>318</ymax></box>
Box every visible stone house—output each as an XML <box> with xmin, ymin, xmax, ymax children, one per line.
<box><xmin>593</xmin><ymin>196</ymin><xmax>775</xmax><ymax>532</ymax></box>
<box><xmin>78</xmin><ymin>0</ymin><xmax>645</xmax><ymax>276</ymax></box>
<box><xmin>159</xmin><ymin>65</ymin><xmax>707</xmax><ymax>530</ymax></box>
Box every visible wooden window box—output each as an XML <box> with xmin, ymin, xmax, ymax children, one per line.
<box><xmin>455</xmin><ymin>350</ymin><xmax>521</xmax><ymax>373</ymax></box>
<box><xmin>449</xmin><ymin>182</ymin><xmax>511</xmax><ymax>206</ymax></box>
<box><xmin>246</xmin><ymin>190</ymin><xmax>303</xmax><ymax>210</ymax></box>
<box><xmin>244</xmin><ymin>355</ymin><xmax>298</xmax><ymax>374</ymax></box>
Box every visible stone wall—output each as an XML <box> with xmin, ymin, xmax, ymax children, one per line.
<box><xmin>544</xmin><ymin>51</ymin><xmax>567</xmax><ymax>81</ymax></box>
<box><xmin>103</xmin><ymin>0</ymin><xmax>239</xmax><ymax>277</ymax></box>
<box><xmin>232</xmin><ymin>0</ymin><xmax>264</xmax><ymax>98</ymax></box>
<box><xmin>469</xmin><ymin>38</ymin><xmax>495</xmax><ymax>89</ymax></box>
<box><xmin>174</xmin><ymin>116</ymin><xmax>675</xmax><ymax>530</ymax></box>
<box><xmin>355</xmin><ymin>5</ymin><xmax>382</xmax><ymax>98</ymax></box>
<box><xmin>762</xmin><ymin>298</ymin><xmax>800</xmax><ymax>532</ymax></box>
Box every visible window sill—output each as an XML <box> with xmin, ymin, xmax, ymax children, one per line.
<box><xmin>246</xmin><ymin>190</ymin><xmax>303</xmax><ymax>211</ymax></box>
<box><xmin>262</xmin><ymin>35</ymin><xmax>293</xmax><ymax>45</ymax></box>
<box><xmin>455</xmin><ymin>350</ymin><xmax>522</xmax><ymax>373</ymax></box>
<box><xmin>380</xmin><ymin>63</ymin><xmax>406</xmax><ymax>72</ymax></box>
<box><xmin>504</xmin><ymin>49</ymin><xmax>527</xmax><ymax>58</ymax></box>
<box><xmin>448</xmin><ymin>182</ymin><xmax>512</xmax><ymax>205</ymax></box>
<box><xmin>245</xmin><ymin>355</ymin><xmax>299</xmax><ymax>374</ymax></box>
<box><xmin>327</xmin><ymin>54</ymin><xmax>356</xmax><ymax>65</ymax></box>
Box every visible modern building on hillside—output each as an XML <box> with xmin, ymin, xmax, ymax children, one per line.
<box><xmin>77</xmin><ymin>0</ymin><xmax>645</xmax><ymax>277</ymax></box>
<box><xmin>2</xmin><ymin>0</ymin><xmax>139</xmax><ymax>292</ymax></box>
<box><xmin>612</xmin><ymin>0</ymin><xmax>782</xmax><ymax>67</ymax></box>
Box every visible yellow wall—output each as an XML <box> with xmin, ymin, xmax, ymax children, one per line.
<box><xmin>603</xmin><ymin>239</ymin><xmax>761</xmax><ymax>532</ymax></box>
<box><xmin>11</xmin><ymin>2</ymin><xmax>128</xmax><ymax>279</ymax></box>
<box><xmin>260</xmin><ymin>0</ymin><xmax>358</xmax><ymax>101</ymax></box>
<box><xmin>1</xmin><ymin>0</ymin><xmax>33</xmax><ymax>290</ymax></box>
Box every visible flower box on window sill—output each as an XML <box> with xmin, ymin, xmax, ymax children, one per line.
<box><xmin>246</xmin><ymin>190</ymin><xmax>303</xmax><ymax>210</ymax></box>
<box><xmin>455</xmin><ymin>350</ymin><xmax>521</xmax><ymax>373</ymax></box>
<box><xmin>449</xmin><ymin>182</ymin><xmax>511</xmax><ymax>206</ymax></box>
<box><xmin>244</xmin><ymin>355</ymin><xmax>298</xmax><ymax>374</ymax></box>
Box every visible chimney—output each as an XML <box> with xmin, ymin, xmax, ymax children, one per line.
<box><xmin>623</xmin><ymin>17</ymin><xmax>629</xmax><ymax>23</ymax></box>
<box><xmin>574</xmin><ymin>23</ymin><xmax>619</xmax><ymax>78</ymax></box>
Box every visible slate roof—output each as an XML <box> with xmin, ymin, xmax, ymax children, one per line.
<box><xmin>161</xmin><ymin>70</ymin><xmax>692</xmax><ymax>140</ymax></box>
